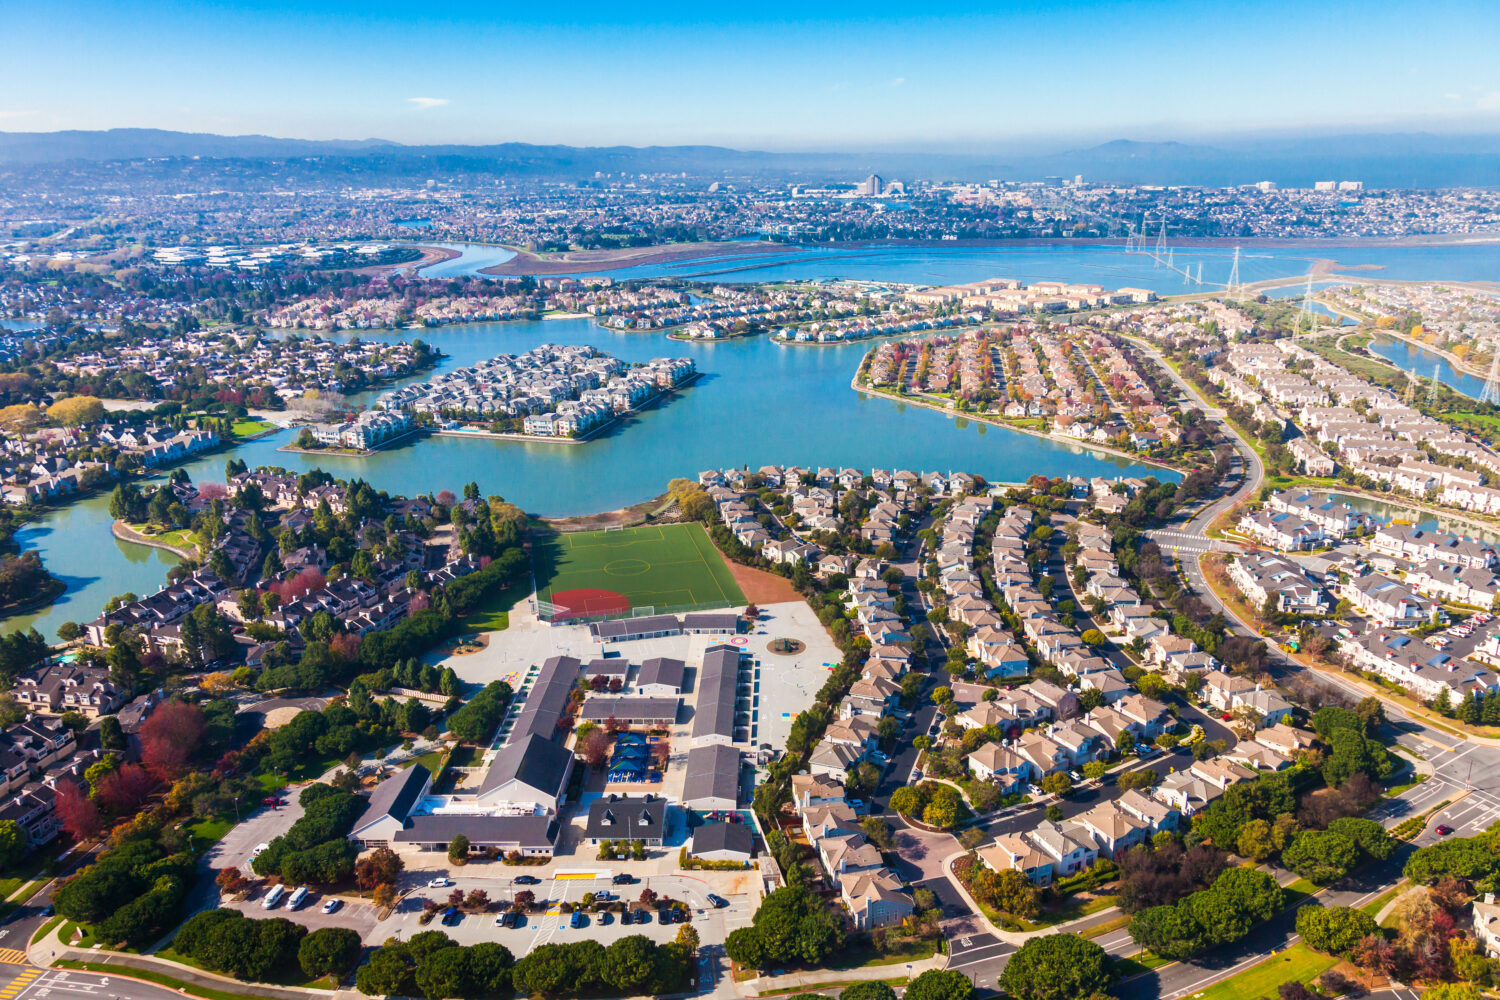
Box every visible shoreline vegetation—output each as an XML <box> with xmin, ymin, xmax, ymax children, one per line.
<box><xmin>849</xmin><ymin>373</ymin><xmax>1179</xmax><ymax>474</ymax></box>
<box><xmin>111</xmin><ymin>520</ymin><xmax>200</xmax><ymax>560</ymax></box>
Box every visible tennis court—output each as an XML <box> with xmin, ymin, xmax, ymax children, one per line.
<box><xmin>534</xmin><ymin>522</ymin><xmax>747</xmax><ymax>618</ymax></box>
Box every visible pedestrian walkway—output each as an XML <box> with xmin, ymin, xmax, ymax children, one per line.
<box><xmin>0</xmin><ymin>951</ymin><xmax>29</xmax><ymax>969</ymax></box>
<box><xmin>0</xmin><ymin>968</ymin><xmax>38</xmax><ymax>993</ymax></box>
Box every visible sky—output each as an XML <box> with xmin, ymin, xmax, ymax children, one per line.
<box><xmin>4</xmin><ymin>0</ymin><xmax>1500</xmax><ymax>149</ymax></box>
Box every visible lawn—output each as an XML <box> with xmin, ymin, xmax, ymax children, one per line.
<box><xmin>1360</xmin><ymin>884</ymin><xmax>1405</xmax><ymax>917</ymax></box>
<box><xmin>403</xmin><ymin>750</ymin><xmax>447</xmax><ymax>774</ymax></box>
<box><xmin>187</xmin><ymin>816</ymin><xmax>234</xmax><ymax>853</ymax></box>
<box><xmin>1189</xmin><ymin>944</ymin><xmax>1337</xmax><ymax>1000</ymax></box>
<box><xmin>457</xmin><ymin>572</ymin><xmax>531</xmax><ymax>632</ymax></box>
<box><xmin>534</xmin><ymin>521</ymin><xmax>746</xmax><ymax>617</ymax></box>
<box><xmin>55</xmin><ymin>960</ymin><xmax>316</xmax><ymax>1000</ymax></box>
<box><xmin>231</xmin><ymin>418</ymin><xmax>277</xmax><ymax>438</ymax></box>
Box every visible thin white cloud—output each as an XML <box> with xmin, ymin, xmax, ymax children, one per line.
<box><xmin>0</xmin><ymin>110</ymin><xmax>36</xmax><ymax>119</ymax></box>
<box><xmin>890</xmin><ymin>77</ymin><xmax>906</xmax><ymax>87</ymax></box>
<box><xmin>1477</xmin><ymin>91</ymin><xmax>1500</xmax><ymax>112</ymax></box>
<box><xmin>407</xmin><ymin>97</ymin><xmax>449</xmax><ymax>109</ymax></box>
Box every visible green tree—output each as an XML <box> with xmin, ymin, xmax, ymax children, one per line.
<box><xmin>1326</xmin><ymin>817</ymin><xmax>1395</xmax><ymax>861</ymax></box>
<box><xmin>298</xmin><ymin>927</ymin><xmax>362</xmax><ymax>979</ymax></box>
<box><xmin>841</xmin><ymin>984</ymin><xmax>898</xmax><ymax>1000</ymax></box>
<box><xmin>905</xmin><ymin>970</ymin><xmax>975</xmax><ymax>1000</ymax></box>
<box><xmin>448</xmin><ymin>834</ymin><xmax>470</xmax><ymax>863</ymax></box>
<box><xmin>1129</xmin><ymin>904</ymin><xmax>1206</xmax><ymax>959</ymax></box>
<box><xmin>356</xmin><ymin>943</ymin><xmax>416</xmax><ymax>997</ymax></box>
<box><xmin>1295</xmin><ymin>905</ymin><xmax>1377</xmax><ymax>958</ymax></box>
<box><xmin>1283</xmin><ymin>831</ymin><xmax>1360</xmax><ymax>885</ymax></box>
<box><xmin>0</xmin><ymin>820</ymin><xmax>26</xmax><ymax>870</ymax></box>
<box><xmin>998</xmin><ymin>935</ymin><xmax>1109</xmax><ymax>1000</ymax></box>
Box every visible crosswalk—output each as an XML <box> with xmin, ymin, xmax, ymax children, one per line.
<box><xmin>0</xmin><ymin>969</ymin><xmax>40</xmax><ymax>999</ymax></box>
<box><xmin>1144</xmin><ymin>529</ymin><xmax>1239</xmax><ymax>554</ymax></box>
<box><xmin>0</xmin><ymin>954</ymin><xmax>28</xmax><ymax>970</ymax></box>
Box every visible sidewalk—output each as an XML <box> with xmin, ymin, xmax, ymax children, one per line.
<box><xmin>740</xmin><ymin>952</ymin><xmax>947</xmax><ymax>996</ymax></box>
<box><xmin>29</xmin><ymin>923</ymin><xmax>338</xmax><ymax>1000</ymax></box>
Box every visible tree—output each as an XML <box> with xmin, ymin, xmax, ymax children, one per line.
<box><xmin>1041</xmin><ymin>773</ymin><xmax>1073</xmax><ymax>797</ymax></box>
<box><xmin>47</xmin><ymin>396</ymin><xmax>105</xmax><ymax>427</ymax></box>
<box><xmin>355</xmin><ymin>847</ymin><xmax>405</xmax><ymax>890</ymax></box>
<box><xmin>998</xmin><ymin>935</ymin><xmax>1109</xmax><ymax>1000</ymax></box>
<box><xmin>1295</xmin><ymin>905</ymin><xmax>1378</xmax><ymax>958</ymax></box>
<box><xmin>415</xmin><ymin>947</ymin><xmax>473</xmax><ymax>1000</ymax></box>
<box><xmin>841</xmin><ymin>984</ymin><xmax>897</xmax><ymax>1000</ymax></box>
<box><xmin>298</xmin><ymin>927</ymin><xmax>362</xmax><ymax>979</ymax></box>
<box><xmin>1129</xmin><ymin>904</ymin><xmax>1206</xmax><ymax>959</ymax></box>
<box><xmin>448</xmin><ymin>834</ymin><xmax>470</xmax><ymax>864</ymax></box>
<box><xmin>601</xmin><ymin>935</ymin><xmax>657</xmax><ymax>994</ymax></box>
<box><xmin>1235</xmin><ymin>819</ymin><xmax>1277</xmax><ymax>862</ymax></box>
<box><xmin>1283</xmin><ymin>831</ymin><xmax>1360</xmax><ymax>885</ymax></box>
<box><xmin>0</xmin><ymin>820</ymin><xmax>24</xmax><ymax>871</ymax></box>
<box><xmin>55</xmin><ymin>782</ymin><xmax>103</xmax><ymax>841</ymax></box>
<box><xmin>140</xmin><ymin>701</ymin><xmax>206</xmax><ymax>781</ymax></box>
<box><xmin>1081</xmin><ymin>629</ymin><xmax>1106</xmax><ymax>646</ymax></box>
<box><xmin>356</xmin><ymin>943</ymin><xmax>416</xmax><ymax>997</ymax></box>
<box><xmin>1326</xmin><ymin>817</ymin><xmax>1395</xmax><ymax>861</ymax></box>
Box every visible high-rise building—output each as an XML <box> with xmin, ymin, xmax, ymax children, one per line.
<box><xmin>858</xmin><ymin>173</ymin><xmax>884</xmax><ymax>196</ymax></box>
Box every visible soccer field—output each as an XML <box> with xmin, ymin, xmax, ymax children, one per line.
<box><xmin>534</xmin><ymin>521</ymin><xmax>747</xmax><ymax>618</ymax></box>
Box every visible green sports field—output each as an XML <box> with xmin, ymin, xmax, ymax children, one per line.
<box><xmin>534</xmin><ymin>521</ymin><xmax>746</xmax><ymax>617</ymax></box>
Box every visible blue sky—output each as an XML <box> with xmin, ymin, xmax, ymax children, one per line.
<box><xmin>4</xmin><ymin>0</ymin><xmax>1500</xmax><ymax>148</ymax></box>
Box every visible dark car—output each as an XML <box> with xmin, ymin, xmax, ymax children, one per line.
<box><xmin>657</xmin><ymin>909</ymin><xmax>671</xmax><ymax>924</ymax></box>
<box><xmin>706</xmin><ymin>894</ymin><xmax>728</xmax><ymax>908</ymax></box>
<box><xmin>1436</xmin><ymin>824</ymin><xmax>1455</xmax><ymax>835</ymax></box>
<box><xmin>570</xmin><ymin>911</ymin><xmax>587</xmax><ymax>929</ymax></box>
<box><xmin>599</xmin><ymin>911</ymin><xmax>613</xmax><ymax>925</ymax></box>
<box><xmin>637</xmin><ymin>909</ymin><xmax>652</xmax><ymax>924</ymax></box>
<box><xmin>442</xmin><ymin>907</ymin><xmax>462</xmax><ymax>926</ymax></box>
<box><xmin>513</xmin><ymin>875</ymin><xmax>541</xmax><ymax>885</ymax></box>
<box><xmin>512</xmin><ymin>913</ymin><xmax>527</xmax><ymax>929</ymax></box>
<box><xmin>612</xmin><ymin>874</ymin><xmax>635</xmax><ymax>885</ymax></box>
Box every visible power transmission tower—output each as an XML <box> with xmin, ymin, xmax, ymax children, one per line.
<box><xmin>1195</xmin><ymin>262</ymin><xmax>1203</xmax><ymax>286</ymax></box>
<box><xmin>1425</xmin><ymin>364</ymin><xmax>1441</xmax><ymax>409</ymax></box>
<box><xmin>1297</xmin><ymin>275</ymin><xmax>1315</xmax><ymax>333</ymax></box>
<box><xmin>1482</xmin><ymin>350</ymin><xmax>1500</xmax><ymax>406</ymax></box>
<box><xmin>1226</xmin><ymin>247</ymin><xmax>1241</xmax><ymax>298</ymax></box>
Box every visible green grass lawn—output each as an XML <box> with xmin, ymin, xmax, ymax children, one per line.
<box><xmin>534</xmin><ymin>521</ymin><xmax>746</xmax><ymax>616</ymax></box>
<box><xmin>187</xmin><ymin>816</ymin><xmax>234</xmax><ymax>853</ymax></box>
<box><xmin>457</xmin><ymin>573</ymin><xmax>531</xmax><ymax>632</ymax></box>
<box><xmin>231</xmin><ymin>418</ymin><xmax>277</xmax><ymax>438</ymax></box>
<box><xmin>0</xmin><ymin>846</ymin><xmax>58</xmax><ymax>899</ymax></box>
<box><xmin>1189</xmin><ymin>944</ymin><xmax>1337</xmax><ymax>1000</ymax></box>
<box><xmin>403</xmin><ymin>750</ymin><xmax>447</xmax><ymax>774</ymax></box>
<box><xmin>1361</xmin><ymin>884</ymin><xmax>1405</xmax><ymax>917</ymax></box>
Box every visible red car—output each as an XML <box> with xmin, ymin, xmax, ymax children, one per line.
<box><xmin>1435</xmin><ymin>824</ymin><xmax>1454</xmax><ymax>836</ymax></box>
<box><xmin>262</xmin><ymin>797</ymin><xmax>282</xmax><ymax>807</ymax></box>
<box><xmin>1221</xmin><ymin>714</ymin><xmax>1232</xmax><ymax>721</ymax></box>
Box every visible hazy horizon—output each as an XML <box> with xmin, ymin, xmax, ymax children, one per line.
<box><xmin>6</xmin><ymin>0</ymin><xmax>1500</xmax><ymax>149</ymax></box>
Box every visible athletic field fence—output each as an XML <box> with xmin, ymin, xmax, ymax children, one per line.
<box><xmin>533</xmin><ymin>598</ymin><xmax>733</xmax><ymax>625</ymax></box>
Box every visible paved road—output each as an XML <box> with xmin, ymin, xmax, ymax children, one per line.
<box><xmin>0</xmin><ymin>961</ymin><xmax>187</xmax><ymax>1000</ymax></box>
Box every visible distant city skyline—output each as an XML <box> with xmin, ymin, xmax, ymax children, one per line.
<box><xmin>5</xmin><ymin>0</ymin><xmax>1500</xmax><ymax>149</ymax></box>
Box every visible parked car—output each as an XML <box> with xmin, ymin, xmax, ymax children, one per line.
<box><xmin>494</xmin><ymin>913</ymin><xmax>509</xmax><ymax>926</ymax></box>
<box><xmin>593</xmin><ymin>891</ymin><xmax>615</xmax><ymax>901</ymax></box>
<box><xmin>571</xmin><ymin>911</ymin><xmax>587</xmax><ymax>929</ymax></box>
<box><xmin>513</xmin><ymin>875</ymin><xmax>540</xmax><ymax>885</ymax></box>
<box><xmin>321</xmin><ymin>898</ymin><xmax>341</xmax><ymax>914</ymax></box>
<box><xmin>707</xmin><ymin>894</ymin><xmax>728</xmax><ymax>908</ymax></box>
<box><xmin>429</xmin><ymin>877</ymin><xmax>453</xmax><ymax>888</ymax></box>
<box><xmin>599</xmin><ymin>911</ymin><xmax>613</xmax><ymax>925</ymax></box>
<box><xmin>442</xmin><ymin>907</ymin><xmax>462</xmax><ymax>926</ymax></box>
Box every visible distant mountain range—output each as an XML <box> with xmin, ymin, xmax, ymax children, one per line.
<box><xmin>2</xmin><ymin>128</ymin><xmax>1499</xmax><ymax>188</ymax></box>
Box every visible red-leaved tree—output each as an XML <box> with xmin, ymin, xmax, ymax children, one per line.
<box><xmin>141</xmin><ymin>702</ymin><xmax>206</xmax><ymax>781</ymax></box>
<box><xmin>95</xmin><ymin>763</ymin><xmax>156</xmax><ymax>812</ymax></box>
<box><xmin>56</xmin><ymin>782</ymin><xmax>104</xmax><ymax>841</ymax></box>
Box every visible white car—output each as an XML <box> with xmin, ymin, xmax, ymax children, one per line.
<box><xmin>250</xmin><ymin>843</ymin><xmax>270</xmax><ymax>859</ymax></box>
<box><xmin>428</xmin><ymin>877</ymin><xmax>453</xmax><ymax>888</ymax></box>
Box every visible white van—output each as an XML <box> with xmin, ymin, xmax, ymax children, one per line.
<box><xmin>262</xmin><ymin>884</ymin><xmax>286</xmax><ymax>909</ymax></box>
<box><xmin>287</xmin><ymin>885</ymin><xmax>309</xmax><ymax>911</ymax></box>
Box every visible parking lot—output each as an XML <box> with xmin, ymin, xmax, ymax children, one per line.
<box><xmin>370</xmin><ymin>871</ymin><xmax>754</xmax><ymax>951</ymax></box>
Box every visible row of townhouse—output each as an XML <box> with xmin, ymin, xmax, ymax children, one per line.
<box><xmin>962</xmin><ymin>692</ymin><xmax>1173</xmax><ymax>793</ymax></box>
<box><xmin>1339</xmin><ymin>573</ymin><xmax>1435</xmax><ymax>628</ymax></box>
<box><xmin>309</xmin><ymin>410</ymin><xmax>413</xmax><ymax>451</ymax></box>
<box><xmin>1227</xmin><ymin>552</ymin><xmax>1331</xmax><ymax>615</ymax></box>
<box><xmin>793</xmin><ymin>776</ymin><xmax>915</xmax><ymax>929</ymax></box>
<box><xmin>1263</xmin><ymin>490</ymin><xmax>1366</xmax><ymax>540</ymax></box>
<box><xmin>1369</xmin><ymin>525</ymin><xmax>1497</xmax><ymax>570</ymax></box>
<box><xmin>1339</xmin><ymin>629</ymin><xmax>1500</xmax><ymax>704</ymax></box>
